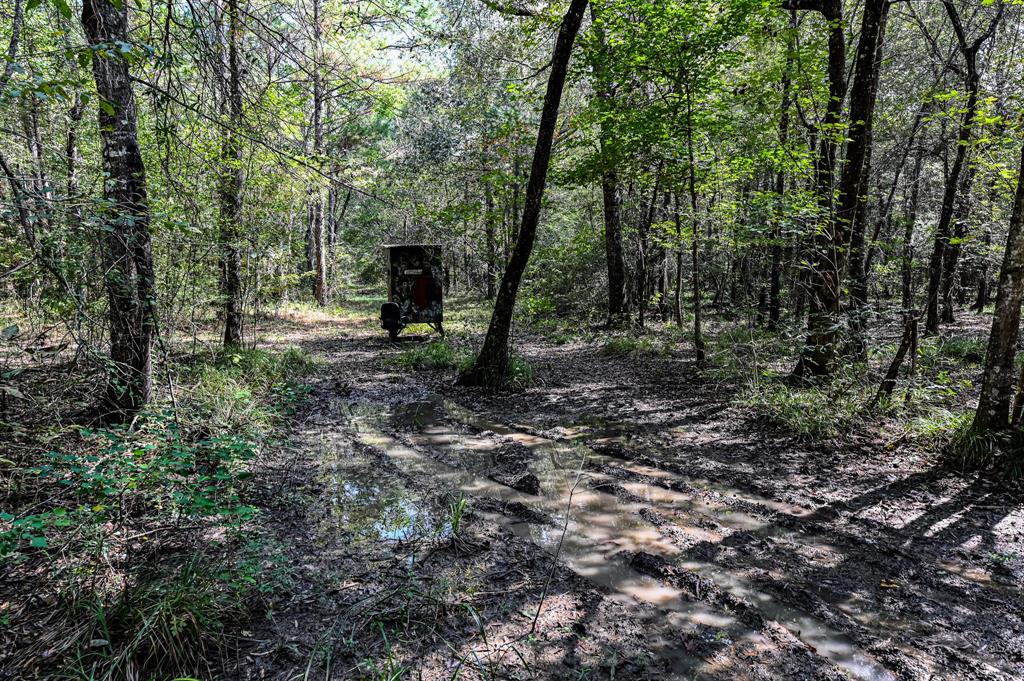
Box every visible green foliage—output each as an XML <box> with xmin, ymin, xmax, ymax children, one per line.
<box><xmin>2</xmin><ymin>419</ymin><xmax>256</xmax><ymax>559</ymax></box>
<box><xmin>503</xmin><ymin>353</ymin><xmax>537</xmax><ymax>390</ymax></box>
<box><xmin>448</xmin><ymin>493</ymin><xmax>467</xmax><ymax>537</ymax></box>
<box><xmin>601</xmin><ymin>335</ymin><xmax>659</xmax><ymax>357</ymax></box>
<box><xmin>67</xmin><ymin>556</ymin><xmax>249</xmax><ymax>681</ymax></box>
<box><xmin>185</xmin><ymin>348</ymin><xmax>314</xmax><ymax>436</ymax></box>
<box><xmin>391</xmin><ymin>340</ymin><xmax>471</xmax><ymax>371</ymax></box>
<box><xmin>737</xmin><ymin>379</ymin><xmax>866</xmax><ymax>439</ymax></box>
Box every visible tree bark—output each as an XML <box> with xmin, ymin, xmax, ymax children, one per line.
<box><xmin>846</xmin><ymin>3</ymin><xmax>889</xmax><ymax>361</ymax></box>
<box><xmin>902</xmin><ymin>149</ymin><xmax>925</xmax><ymax>313</ymax></box>
<box><xmin>788</xmin><ymin>0</ymin><xmax>845</xmax><ymax>377</ymax></box>
<box><xmin>685</xmin><ymin>86</ymin><xmax>705</xmax><ymax>363</ymax></box>
<box><xmin>485</xmin><ymin>184</ymin><xmax>497</xmax><ymax>299</ymax></box>
<box><xmin>459</xmin><ymin>0</ymin><xmax>588</xmax><ymax>386</ymax></box>
<box><xmin>219</xmin><ymin>0</ymin><xmax>244</xmax><ymax>347</ymax></box>
<box><xmin>81</xmin><ymin>0</ymin><xmax>157</xmax><ymax>418</ymax></box>
<box><xmin>309</xmin><ymin>0</ymin><xmax>328</xmax><ymax>306</ymax></box>
<box><xmin>768</xmin><ymin>19</ymin><xmax>794</xmax><ymax>331</ymax></box>
<box><xmin>940</xmin><ymin>162</ymin><xmax>978</xmax><ymax>324</ymax></box>
<box><xmin>974</xmin><ymin>140</ymin><xmax>1024</xmax><ymax>434</ymax></box>
<box><xmin>590</xmin><ymin>4</ymin><xmax>626</xmax><ymax>324</ymax></box>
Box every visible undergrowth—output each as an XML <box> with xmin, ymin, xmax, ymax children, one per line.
<box><xmin>0</xmin><ymin>346</ymin><xmax>314</xmax><ymax>679</ymax></box>
<box><xmin>392</xmin><ymin>339</ymin><xmax>470</xmax><ymax>371</ymax></box>
<box><xmin>393</xmin><ymin>339</ymin><xmax>537</xmax><ymax>388</ymax></box>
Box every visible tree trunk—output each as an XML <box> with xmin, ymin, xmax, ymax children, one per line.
<box><xmin>974</xmin><ymin>140</ymin><xmax>1024</xmax><ymax>435</ymax></box>
<box><xmin>591</xmin><ymin>4</ymin><xmax>626</xmax><ymax>325</ymax></box>
<box><xmin>925</xmin><ymin>1</ymin><xmax>1002</xmax><ymax>334</ymax></box>
<box><xmin>902</xmin><ymin>149</ymin><xmax>925</xmax><ymax>313</ymax></box>
<box><xmin>458</xmin><ymin>0</ymin><xmax>588</xmax><ymax>386</ymax></box>
<box><xmin>974</xmin><ymin>228</ymin><xmax>991</xmax><ymax>312</ymax></box>
<box><xmin>685</xmin><ymin>86</ymin><xmax>705</xmax><ymax>363</ymax></box>
<box><xmin>846</xmin><ymin>4</ymin><xmax>888</xmax><ymax>362</ymax></box>
<box><xmin>81</xmin><ymin>0</ymin><xmax>157</xmax><ymax>418</ymax></box>
<box><xmin>768</xmin><ymin>24</ymin><xmax>793</xmax><ymax>332</ymax></box>
<box><xmin>219</xmin><ymin>0</ymin><xmax>244</xmax><ymax>347</ymax></box>
<box><xmin>485</xmin><ymin>185</ymin><xmax>497</xmax><ymax>300</ymax></box>
<box><xmin>940</xmin><ymin>163</ymin><xmax>978</xmax><ymax>324</ymax></box>
<box><xmin>789</xmin><ymin>0</ymin><xmax>845</xmax><ymax>377</ymax></box>
<box><xmin>309</xmin><ymin>0</ymin><xmax>328</xmax><ymax>306</ymax></box>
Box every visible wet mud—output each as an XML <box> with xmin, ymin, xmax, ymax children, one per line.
<box><xmin>237</xmin><ymin>314</ymin><xmax>1024</xmax><ymax>681</ymax></box>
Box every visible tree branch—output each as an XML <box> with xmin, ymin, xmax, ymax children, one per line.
<box><xmin>479</xmin><ymin>0</ymin><xmax>537</xmax><ymax>17</ymax></box>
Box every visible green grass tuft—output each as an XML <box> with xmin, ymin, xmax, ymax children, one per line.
<box><xmin>391</xmin><ymin>340</ymin><xmax>470</xmax><ymax>371</ymax></box>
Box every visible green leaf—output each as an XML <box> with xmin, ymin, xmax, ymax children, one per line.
<box><xmin>30</xmin><ymin>536</ymin><xmax>47</xmax><ymax>549</ymax></box>
<box><xmin>51</xmin><ymin>0</ymin><xmax>72</xmax><ymax>19</ymax></box>
<box><xmin>1</xmin><ymin>325</ymin><xmax>18</xmax><ymax>340</ymax></box>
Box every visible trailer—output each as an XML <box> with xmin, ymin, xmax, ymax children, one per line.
<box><xmin>380</xmin><ymin>244</ymin><xmax>444</xmax><ymax>341</ymax></box>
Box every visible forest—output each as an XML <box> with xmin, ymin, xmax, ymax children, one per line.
<box><xmin>1</xmin><ymin>0</ymin><xmax>1024</xmax><ymax>679</ymax></box>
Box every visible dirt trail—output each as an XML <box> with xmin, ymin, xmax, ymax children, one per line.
<box><xmin>237</xmin><ymin>309</ymin><xmax>1024</xmax><ymax>681</ymax></box>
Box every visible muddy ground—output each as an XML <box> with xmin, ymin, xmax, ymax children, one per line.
<box><xmin>233</xmin><ymin>306</ymin><xmax>1024</xmax><ymax>681</ymax></box>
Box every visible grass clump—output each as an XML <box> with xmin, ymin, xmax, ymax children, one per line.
<box><xmin>737</xmin><ymin>379</ymin><xmax>866</xmax><ymax>439</ymax></box>
<box><xmin>68</xmin><ymin>556</ymin><xmax>249</xmax><ymax>681</ymax></box>
<box><xmin>392</xmin><ymin>339</ymin><xmax>470</xmax><ymax>371</ymax></box>
<box><xmin>187</xmin><ymin>347</ymin><xmax>314</xmax><ymax>437</ymax></box>
<box><xmin>601</xmin><ymin>335</ymin><xmax>658</xmax><ymax>357</ymax></box>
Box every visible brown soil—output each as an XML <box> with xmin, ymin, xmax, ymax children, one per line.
<box><xmin>230</xmin><ymin>307</ymin><xmax>1023</xmax><ymax>681</ymax></box>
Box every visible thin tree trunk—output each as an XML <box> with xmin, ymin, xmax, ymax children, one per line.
<box><xmin>636</xmin><ymin>170</ymin><xmax>662</xmax><ymax>329</ymax></box>
<box><xmin>458</xmin><ymin>0</ymin><xmax>588</xmax><ymax>386</ymax></box>
<box><xmin>847</xmin><ymin>4</ymin><xmax>888</xmax><ymax>361</ymax></box>
<box><xmin>219</xmin><ymin>0</ymin><xmax>244</xmax><ymax>347</ymax></box>
<box><xmin>940</xmin><ymin>163</ymin><xmax>978</xmax><ymax>324</ymax></box>
<box><xmin>684</xmin><ymin>86</ymin><xmax>705</xmax><ymax>363</ymax></box>
<box><xmin>874</xmin><ymin>316</ymin><xmax>918</xmax><ymax>406</ymax></box>
<box><xmin>788</xmin><ymin>0</ymin><xmax>846</xmax><ymax>377</ymax></box>
<box><xmin>902</xmin><ymin>149</ymin><xmax>925</xmax><ymax>312</ymax></box>
<box><xmin>485</xmin><ymin>185</ymin><xmax>496</xmax><ymax>300</ymax></box>
<box><xmin>926</xmin><ymin>1</ymin><xmax>1003</xmax><ymax>334</ymax></box>
<box><xmin>974</xmin><ymin>228</ymin><xmax>991</xmax><ymax>312</ymax></box>
<box><xmin>81</xmin><ymin>0</ymin><xmax>157</xmax><ymax>418</ymax></box>
<box><xmin>974</xmin><ymin>139</ymin><xmax>1024</xmax><ymax>435</ymax></box>
<box><xmin>769</xmin><ymin>22</ymin><xmax>793</xmax><ymax>331</ymax></box>
<box><xmin>309</xmin><ymin>0</ymin><xmax>327</xmax><ymax>306</ymax></box>
<box><xmin>591</xmin><ymin>4</ymin><xmax>626</xmax><ymax>324</ymax></box>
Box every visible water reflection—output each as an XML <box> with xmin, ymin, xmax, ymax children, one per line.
<box><xmin>338</xmin><ymin>396</ymin><xmax>898</xmax><ymax>681</ymax></box>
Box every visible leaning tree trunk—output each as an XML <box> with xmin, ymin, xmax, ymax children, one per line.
<box><xmin>81</xmin><ymin>0</ymin><xmax>157</xmax><ymax>418</ymax></box>
<box><xmin>458</xmin><ymin>0</ymin><xmax>588</xmax><ymax>386</ymax></box>
<box><xmin>219</xmin><ymin>0</ymin><xmax>244</xmax><ymax>347</ymax></box>
<box><xmin>974</xmin><ymin>140</ymin><xmax>1024</xmax><ymax>436</ymax></box>
<box><xmin>925</xmin><ymin>0</ymin><xmax>1003</xmax><ymax>334</ymax></box>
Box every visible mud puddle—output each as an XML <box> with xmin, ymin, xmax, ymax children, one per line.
<box><xmin>338</xmin><ymin>395</ymin><xmax>902</xmax><ymax>681</ymax></box>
